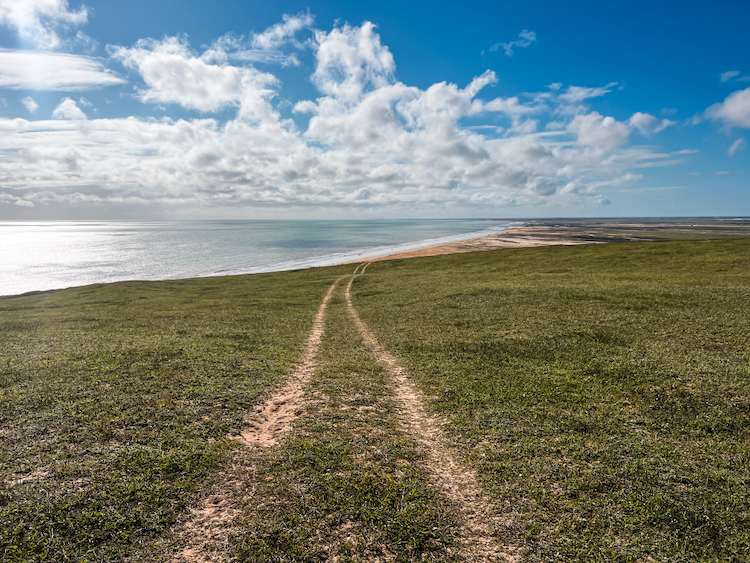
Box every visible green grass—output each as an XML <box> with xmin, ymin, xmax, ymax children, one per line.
<box><xmin>2</xmin><ymin>239</ymin><xmax>749</xmax><ymax>561</ymax></box>
<box><xmin>227</xmin><ymin>290</ymin><xmax>459</xmax><ymax>560</ymax></box>
<box><xmin>354</xmin><ymin>239</ymin><xmax>750</xmax><ymax>560</ymax></box>
<box><xmin>0</xmin><ymin>268</ymin><xmax>343</xmax><ymax>561</ymax></box>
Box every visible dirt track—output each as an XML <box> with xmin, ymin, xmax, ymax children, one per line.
<box><xmin>174</xmin><ymin>265</ymin><xmax>514</xmax><ymax>561</ymax></box>
<box><xmin>345</xmin><ymin>263</ymin><xmax>515</xmax><ymax>562</ymax></box>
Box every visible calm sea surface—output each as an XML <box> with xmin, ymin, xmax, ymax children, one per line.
<box><xmin>0</xmin><ymin>219</ymin><xmax>514</xmax><ymax>296</ymax></box>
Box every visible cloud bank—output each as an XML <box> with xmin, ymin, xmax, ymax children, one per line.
<box><xmin>0</xmin><ymin>0</ymin><xmax>87</xmax><ymax>49</ymax></box>
<box><xmin>0</xmin><ymin>49</ymin><xmax>123</xmax><ymax>89</ymax></box>
<box><xmin>0</xmin><ymin>13</ymin><xmax>698</xmax><ymax>215</ymax></box>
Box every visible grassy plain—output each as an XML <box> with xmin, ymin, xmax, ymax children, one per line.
<box><xmin>0</xmin><ymin>269</ymin><xmax>340</xmax><ymax>560</ymax></box>
<box><xmin>355</xmin><ymin>239</ymin><xmax>750</xmax><ymax>560</ymax></box>
<box><xmin>2</xmin><ymin>238</ymin><xmax>749</xmax><ymax>560</ymax></box>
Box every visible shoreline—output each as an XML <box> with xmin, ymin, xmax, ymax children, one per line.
<box><xmin>361</xmin><ymin>225</ymin><xmax>592</xmax><ymax>262</ymax></box>
<box><xmin>4</xmin><ymin>219</ymin><xmax>750</xmax><ymax>298</ymax></box>
<box><xmin>1</xmin><ymin>221</ymin><xmax>519</xmax><ymax>297</ymax></box>
<box><xmin>0</xmin><ymin>220</ymin><xmax>522</xmax><ymax>299</ymax></box>
<box><xmin>366</xmin><ymin>219</ymin><xmax>750</xmax><ymax>262</ymax></box>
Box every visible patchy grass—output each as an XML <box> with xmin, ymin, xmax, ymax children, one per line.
<box><xmin>0</xmin><ymin>268</ymin><xmax>343</xmax><ymax>561</ymax></box>
<box><xmin>353</xmin><ymin>239</ymin><xmax>750</xmax><ymax>560</ymax></box>
<box><xmin>2</xmin><ymin>239</ymin><xmax>749</xmax><ymax>561</ymax></box>
<box><xmin>226</xmin><ymin>290</ymin><xmax>459</xmax><ymax>560</ymax></box>
<box><xmin>129</xmin><ymin>281</ymin><xmax>459</xmax><ymax>561</ymax></box>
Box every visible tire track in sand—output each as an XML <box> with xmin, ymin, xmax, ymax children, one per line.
<box><xmin>345</xmin><ymin>264</ymin><xmax>516</xmax><ymax>562</ymax></box>
<box><xmin>173</xmin><ymin>275</ymin><xmax>344</xmax><ymax>563</ymax></box>
<box><xmin>237</xmin><ymin>275</ymin><xmax>344</xmax><ymax>447</ymax></box>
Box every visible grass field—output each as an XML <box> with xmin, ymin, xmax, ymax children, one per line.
<box><xmin>356</xmin><ymin>239</ymin><xmax>750</xmax><ymax>560</ymax></box>
<box><xmin>2</xmin><ymin>239</ymin><xmax>749</xmax><ymax>560</ymax></box>
<box><xmin>0</xmin><ymin>269</ymin><xmax>340</xmax><ymax>560</ymax></box>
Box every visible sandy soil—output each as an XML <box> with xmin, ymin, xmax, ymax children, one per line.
<box><xmin>365</xmin><ymin>226</ymin><xmax>596</xmax><ymax>262</ymax></box>
<box><xmin>364</xmin><ymin>220</ymin><xmax>750</xmax><ymax>262</ymax></box>
<box><xmin>346</xmin><ymin>265</ymin><xmax>516</xmax><ymax>562</ymax></box>
<box><xmin>238</xmin><ymin>276</ymin><xmax>342</xmax><ymax>447</ymax></box>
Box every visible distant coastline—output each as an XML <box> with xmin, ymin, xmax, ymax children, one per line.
<box><xmin>3</xmin><ymin>218</ymin><xmax>750</xmax><ymax>297</ymax></box>
<box><xmin>0</xmin><ymin>219</ymin><xmax>514</xmax><ymax>296</ymax></box>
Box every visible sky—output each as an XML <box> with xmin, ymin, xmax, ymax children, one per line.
<box><xmin>0</xmin><ymin>0</ymin><xmax>748</xmax><ymax>219</ymax></box>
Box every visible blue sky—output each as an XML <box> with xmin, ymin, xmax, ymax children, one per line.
<box><xmin>0</xmin><ymin>0</ymin><xmax>747</xmax><ymax>218</ymax></box>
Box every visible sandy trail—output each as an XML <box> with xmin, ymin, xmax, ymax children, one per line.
<box><xmin>238</xmin><ymin>276</ymin><xmax>343</xmax><ymax>447</ymax></box>
<box><xmin>345</xmin><ymin>264</ymin><xmax>516</xmax><ymax>562</ymax></box>
<box><xmin>173</xmin><ymin>276</ymin><xmax>342</xmax><ymax>563</ymax></box>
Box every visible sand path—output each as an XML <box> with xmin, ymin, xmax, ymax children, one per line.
<box><xmin>175</xmin><ymin>266</ymin><xmax>514</xmax><ymax>561</ymax></box>
<box><xmin>238</xmin><ymin>276</ymin><xmax>342</xmax><ymax>447</ymax></box>
<box><xmin>345</xmin><ymin>264</ymin><xmax>516</xmax><ymax>562</ymax></box>
<box><xmin>173</xmin><ymin>276</ymin><xmax>342</xmax><ymax>562</ymax></box>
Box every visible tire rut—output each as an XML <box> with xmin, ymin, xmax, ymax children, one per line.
<box><xmin>345</xmin><ymin>264</ymin><xmax>516</xmax><ymax>562</ymax></box>
<box><xmin>172</xmin><ymin>276</ymin><xmax>343</xmax><ymax>562</ymax></box>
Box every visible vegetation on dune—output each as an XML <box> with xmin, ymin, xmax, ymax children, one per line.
<box><xmin>1</xmin><ymin>239</ymin><xmax>749</xmax><ymax>561</ymax></box>
<box><xmin>227</xmin><ymin>293</ymin><xmax>459</xmax><ymax>560</ymax></box>
<box><xmin>354</xmin><ymin>239</ymin><xmax>750</xmax><ymax>560</ymax></box>
<box><xmin>0</xmin><ymin>269</ymin><xmax>341</xmax><ymax>561</ymax></box>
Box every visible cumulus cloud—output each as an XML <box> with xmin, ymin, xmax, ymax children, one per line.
<box><xmin>706</xmin><ymin>87</ymin><xmax>750</xmax><ymax>128</ymax></box>
<box><xmin>22</xmin><ymin>95</ymin><xmax>39</xmax><ymax>113</ymax></box>
<box><xmin>312</xmin><ymin>21</ymin><xmax>395</xmax><ymax>101</ymax></box>
<box><xmin>628</xmin><ymin>112</ymin><xmax>674</xmax><ymax>135</ymax></box>
<box><xmin>488</xmin><ymin>29</ymin><xmax>536</xmax><ymax>57</ymax></box>
<box><xmin>0</xmin><ymin>19</ymin><xmax>683</xmax><ymax>215</ymax></box>
<box><xmin>202</xmin><ymin>13</ymin><xmax>313</xmax><ymax>68</ymax></box>
<box><xmin>728</xmin><ymin>137</ymin><xmax>745</xmax><ymax>156</ymax></box>
<box><xmin>204</xmin><ymin>34</ymin><xmax>298</xmax><ymax>67</ymax></box>
<box><xmin>110</xmin><ymin>36</ymin><xmax>279</xmax><ymax>117</ymax></box>
<box><xmin>52</xmin><ymin>96</ymin><xmax>85</xmax><ymax>119</ymax></box>
<box><xmin>0</xmin><ymin>0</ymin><xmax>88</xmax><ymax>49</ymax></box>
<box><xmin>0</xmin><ymin>49</ymin><xmax>124</xmax><ymax>89</ymax></box>
<box><xmin>251</xmin><ymin>12</ymin><xmax>313</xmax><ymax>50</ymax></box>
<box><xmin>569</xmin><ymin>111</ymin><xmax>630</xmax><ymax>151</ymax></box>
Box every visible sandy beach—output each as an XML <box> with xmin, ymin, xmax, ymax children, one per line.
<box><xmin>366</xmin><ymin>226</ymin><xmax>593</xmax><ymax>261</ymax></box>
<box><xmin>366</xmin><ymin>219</ymin><xmax>750</xmax><ymax>262</ymax></box>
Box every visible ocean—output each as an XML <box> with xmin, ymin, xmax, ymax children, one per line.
<box><xmin>0</xmin><ymin>219</ymin><xmax>515</xmax><ymax>296</ymax></box>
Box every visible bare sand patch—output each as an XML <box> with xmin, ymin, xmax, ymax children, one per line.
<box><xmin>365</xmin><ymin>226</ymin><xmax>594</xmax><ymax>262</ymax></box>
<box><xmin>237</xmin><ymin>277</ymin><xmax>342</xmax><ymax>447</ymax></box>
<box><xmin>365</xmin><ymin>220</ymin><xmax>750</xmax><ymax>262</ymax></box>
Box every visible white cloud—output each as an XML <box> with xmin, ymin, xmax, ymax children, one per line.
<box><xmin>628</xmin><ymin>112</ymin><xmax>674</xmax><ymax>135</ymax></box>
<box><xmin>720</xmin><ymin>69</ymin><xmax>750</xmax><ymax>83</ymax></box>
<box><xmin>52</xmin><ymin>96</ymin><xmax>85</xmax><ymax>119</ymax></box>
<box><xmin>0</xmin><ymin>19</ymin><xmax>683</xmax><ymax>215</ymax></box>
<box><xmin>728</xmin><ymin>137</ymin><xmax>745</xmax><ymax>157</ymax></box>
<box><xmin>110</xmin><ymin>36</ymin><xmax>279</xmax><ymax>117</ymax></box>
<box><xmin>22</xmin><ymin>95</ymin><xmax>39</xmax><ymax>113</ymax></box>
<box><xmin>204</xmin><ymin>34</ymin><xmax>299</xmax><ymax>67</ymax></box>
<box><xmin>489</xmin><ymin>29</ymin><xmax>536</xmax><ymax>57</ymax></box>
<box><xmin>569</xmin><ymin>112</ymin><xmax>630</xmax><ymax>151</ymax></box>
<box><xmin>706</xmin><ymin>87</ymin><xmax>750</xmax><ymax>128</ymax></box>
<box><xmin>312</xmin><ymin>21</ymin><xmax>395</xmax><ymax>101</ymax></box>
<box><xmin>0</xmin><ymin>0</ymin><xmax>88</xmax><ymax>49</ymax></box>
<box><xmin>203</xmin><ymin>14</ymin><xmax>313</xmax><ymax>69</ymax></box>
<box><xmin>0</xmin><ymin>49</ymin><xmax>124</xmax><ymax>90</ymax></box>
<box><xmin>251</xmin><ymin>12</ymin><xmax>313</xmax><ymax>50</ymax></box>
<box><xmin>559</xmin><ymin>82</ymin><xmax>618</xmax><ymax>104</ymax></box>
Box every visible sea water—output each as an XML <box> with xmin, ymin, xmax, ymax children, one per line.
<box><xmin>0</xmin><ymin>219</ymin><xmax>514</xmax><ymax>295</ymax></box>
